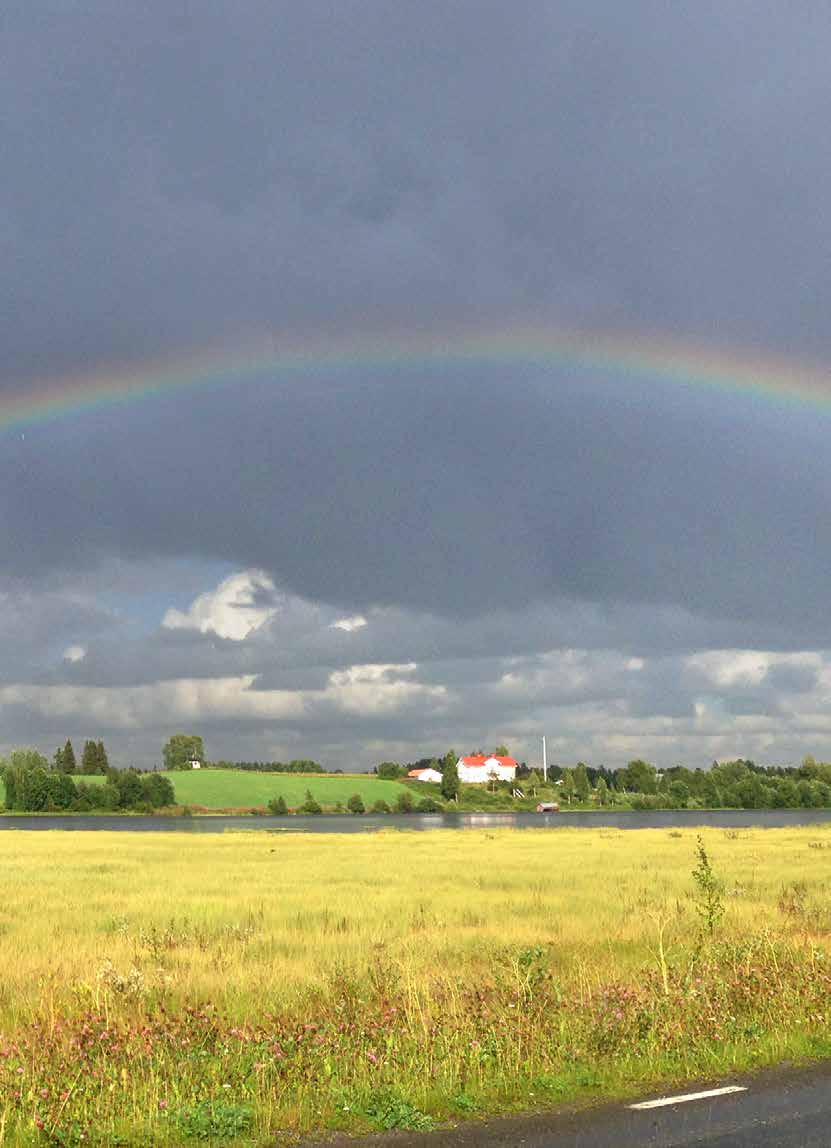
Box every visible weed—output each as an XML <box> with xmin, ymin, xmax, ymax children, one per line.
<box><xmin>172</xmin><ymin>1100</ymin><xmax>253</xmax><ymax>1141</ymax></box>
<box><xmin>692</xmin><ymin>836</ymin><xmax>725</xmax><ymax>938</ymax></box>
<box><xmin>363</xmin><ymin>1090</ymin><xmax>434</xmax><ymax>1131</ymax></box>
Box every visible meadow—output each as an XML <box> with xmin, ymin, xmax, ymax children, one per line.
<box><xmin>162</xmin><ymin>769</ymin><xmax>411</xmax><ymax>810</ymax></box>
<box><xmin>0</xmin><ymin>770</ymin><xmax>412</xmax><ymax>812</ymax></box>
<box><xmin>1</xmin><ymin>825</ymin><xmax>831</xmax><ymax>1144</ymax></box>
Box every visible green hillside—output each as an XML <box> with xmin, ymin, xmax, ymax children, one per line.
<box><xmin>164</xmin><ymin>768</ymin><xmax>411</xmax><ymax>810</ymax></box>
<box><xmin>0</xmin><ymin>769</ymin><xmax>414</xmax><ymax>812</ymax></box>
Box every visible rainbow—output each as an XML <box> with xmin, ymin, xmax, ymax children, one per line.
<box><xmin>4</xmin><ymin>326</ymin><xmax>831</xmax><ymax>434</ymax></box>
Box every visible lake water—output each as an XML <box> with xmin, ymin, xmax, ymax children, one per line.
<box><xmin>3</xmin><ymin>809</ymin><xmax>831</xmax><ymax>832</ymax></box>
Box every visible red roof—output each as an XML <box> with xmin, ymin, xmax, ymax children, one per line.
<box><xmin>407</xmin><ymin>768</ymin><xmax>434</xmax><ymax>777</ymax></box>
<box><xmin>459</xmin><ymin>755</ymin><xmax>518</xmax><ymax>769</ymax></box>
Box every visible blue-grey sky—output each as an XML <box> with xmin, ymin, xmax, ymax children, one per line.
<box><xmin>4</xmin><ymin>2</ymin><xmax>831</xmax><ymax>770</ymax></box>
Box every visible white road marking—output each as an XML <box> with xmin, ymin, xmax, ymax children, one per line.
<box><xmin>628</xmin><ymin>1085</ymin><xmax>747</xmax><ymax>1110</ymax></box>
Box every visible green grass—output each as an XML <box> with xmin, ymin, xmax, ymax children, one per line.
<box><xmin>162</xmin><ymin>767</ymin><xmax>411</xmax><ymax>809</ymax></box>
<box><xmin>0</xmin><ymin>827</ymin><xmax>831</xmax><ymax>1144</ymax></box>
<box><xmin>0</xmin><ymin>769</ymin><xmax>411</xmax><ymax>811</ymax></box>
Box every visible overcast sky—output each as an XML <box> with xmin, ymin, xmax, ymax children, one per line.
<box><xmin>4</xmin><ymin>2</ymin><xmax>831</xmax><ymax>770</ymax></box>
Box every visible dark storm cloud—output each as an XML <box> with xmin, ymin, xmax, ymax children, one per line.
<box><xmin>4</xmin><ymin>369</ymin><xmax>831</xmax><ymax>637</ymax></box>
<box><xmin>5</xmin><ymin>3</ymin><xmax>831</xmax><ymax>766</ymax></box>
<box><xmin>4</xmin><ymin>2</ymin><xmax>831</xmax><ymax>374</ymax></box>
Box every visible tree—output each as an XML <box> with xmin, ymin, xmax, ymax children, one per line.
<box><xmin>560</xmin><ymin>769</ymin><xmax>576</xmax><ymax>804</ymax></box>
<box><xmin>493</xmin><ymin>744</ymin><xmax>510</xmax><ymax>757</ymax></box>
<box><xmin>61</xmin><ymin>739</ymin><xmax>76</xmax><ymax>774</ymax></box>
<box><xmin>395</xmin><ymin>790</ymin><xmax>414</xmax><ymax>813</ymax></box>
<box><xmin>96</xmin><ymin>741</ymin><xmax>109</xmax><ymax>773</ymax></box>
<box><xmin>527</xmin><ymin>769</ymin><xmax>543</xmax><ymax>797</ymax></box>
<box><xmin>300</xmin><ymin>789</ymin><xmax>322</xmax><ymax>814</ymax></box>
<box><xmin>268</xmin><ymin>795</ymin><xmax>288</xmax><ymax>815</ymax></box>
<box><xmin>574</xmin><ymin>762</ymin><xmax>591</xmax><ymax>802</ymax></box>
<box><xmin>140</xmin><ymin>773</ymin><xmax>175</xmax><ymax>807</ymax></box>
<box><xmin>347</xmin><ymin>793</ymin><xmax>365</xmax><ymax>814</ymax></box>
<box><xmin>617</xmin><ymin>759</ymin><xmax>658</xmax><ymax>794</ymax></box>
<box><xmin>376</xmin><ymin>761</ymin><xmax>404</xmax><ymax>779</ymax></box>
<box><xmin>81</xmin><ymin>740</ymin><xmax>101</xmax><ymax>774</ymax></box>
<box><xmin>162</xmin><ymin>734</ymin><xmax>205</xmax><ymax>771</ymax></box>
<box><xmin>595</xmin><ymin>776</ymin><xmax>609</xmax><ymax>806</ymax></box>
<box><xmin>441</xmin><ymin>750</ymin><xmax>459</xmax><ymax>801</ymax></box>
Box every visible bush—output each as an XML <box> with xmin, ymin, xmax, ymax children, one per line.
<box><xmin>268</xmin><ymin>795</ymin><xmax>288</xmax><ymax>815</ymax></box>
<box><xmin>347</xmin><ymin>793</ymin><xmax>365</xmax><ymax>814</ymax></box>
<box><xmin>416</xmin><ymin>796</ymin><xmax>441</xmax><ymax>813</ymax></box>
<box><xmin>370</xmin><ymin>799</ymin><xmax>391</xmax><ymax>813</ymax></box>
<box><xmin>394</xmin><ymin>791</ymin><xmax>415</xmax><ymax>814</ymax></box>
<box><xmin>300</xmin><ymin>789</ymin><xmax>323</xmax><ymax>814</ymax></box>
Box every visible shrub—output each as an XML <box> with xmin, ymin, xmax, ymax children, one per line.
<box><xmin>370</xmin><ymin>799</ymin><xmax>391</xmax><ymax>813</ymax></box>
<box><xmin>268</xmin><ymin>795</ymin><xmax>288</xmax><ymax>815</ymax></box>
<box><xmin>394</xmin><ymin>791</ymin><xmax>415</xmax><ymax>814</ymax></box>
<box><xmin>416</xmin><ymin>796</ymin><xmax>441</xmax><ymax>813</ymax></box>
<box><xmin>347</xmin><ymin>793</ymin><xmax>365</xmax><ymax>814</ymax></box>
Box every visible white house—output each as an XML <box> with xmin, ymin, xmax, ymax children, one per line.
<box><xmin>407</xmin><ymin>767</ymin><xmax>442</xmax><ymax>783</ymax></box>
<box><xmin>457</xmin><ymin>754</ymin><xmax>518</xmax><ymax>783</ymax></box>
<box><xmin>188</xmin><ymin>757</ymin><xmax>202</xmax><ymax>770</ymax></box>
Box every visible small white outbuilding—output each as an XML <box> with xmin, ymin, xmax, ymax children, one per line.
<box><xmin>407</xmin><ymin>767</ymin><xmax>443</xmax><ymax>783</ymax></box>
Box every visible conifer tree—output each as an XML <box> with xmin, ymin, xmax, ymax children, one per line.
<box><xmin>62</xmin><ymin>739</ymin><xmax>76</xmax><ymax>774</ymax></box>
<box><xmin>81</xmin><ymin>740</ymin><xmax>98</xmax><ymax>774</ymax></box>
<box><xmin>96</xmin><ymin>740</ymin><xmax>109</xmax><ymax>773</ymax></box>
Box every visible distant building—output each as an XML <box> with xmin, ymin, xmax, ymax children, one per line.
<box><xmin>188</xmin><ymin>758</ymin><xmax>202</xmax><ymax>770</ymax></box>
<box><xmin>457</xmin><ymin>755</ymin><xmax>518</xmax><ymax>783</ymax></box>
<box><xmin>407</xmin><ymin>767</ymin><xmax>442</xmax><ymax>783</ymax></box>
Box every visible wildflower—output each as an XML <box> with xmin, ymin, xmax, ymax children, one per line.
<box><xmin>158</xmin><ymin>1100</ymin><xmax>168</xmax><ymax>1110</ymax></box>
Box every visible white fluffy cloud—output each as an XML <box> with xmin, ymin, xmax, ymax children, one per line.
<box><xmin>331</xmin><ymin>615</ymin><xmax>368</xmax><ymax>633</ymax></box>
<box><xmin>62</xmin><ymin>645</ymin><xmax>86</xmax><ymax>663</ymax></box>
<box><xmin>162</xmin><ymin>570</ymin><xmax>277</xmax><ymax>641</ymax></box>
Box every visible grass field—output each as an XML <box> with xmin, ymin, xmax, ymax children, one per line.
<box><xmin>0</xmin><ymin>769</ymin><xmax>411</xmax><ymax>811</ymax></box>
<box><xmin>1</xmin><ymin>825</ymin><xmax>831</xmax><ymax>1144</ymax></box>
<box><xmin>162</xmin><ymin>768</ymin><xmax>411</xmax><ymax>809</ymax></box>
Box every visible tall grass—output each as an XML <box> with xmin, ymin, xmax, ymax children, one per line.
<box><xmin>0</xmin><ymin>826</ymin><xmax>830</xmax><ymax>1144</ymax></box>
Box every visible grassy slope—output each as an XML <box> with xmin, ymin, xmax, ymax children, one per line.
<box><xmin>0</xmin><ymin>826</ymin><xmax>830</xmax><ymax>1144</ymax></box>
<box><xmin>164</xmin><ymin>767</ymin><xmax>411</xmax><ymax>809</ymax></box>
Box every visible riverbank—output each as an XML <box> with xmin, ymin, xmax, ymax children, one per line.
<box><xmin>1</xmin><ymin>826</ymin><xmax>831</xmax><ymax>1144</ymax></box>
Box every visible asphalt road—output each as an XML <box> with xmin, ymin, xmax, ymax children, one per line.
<box><xmin>319</xmin><ymin>1063</ymin><xmax>831</xmax><ymax>1148</ymax></box>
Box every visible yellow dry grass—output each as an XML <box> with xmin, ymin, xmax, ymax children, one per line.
<box><xmin>1</xmin><ymin>824</ymin><xmax>829</xmax><ymax>1022</ymax></box>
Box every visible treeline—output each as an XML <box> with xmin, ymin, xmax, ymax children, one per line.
<box><xmin>622</xmin><ymin>758</ymin><xmax>831</xmax><ymax>810</ymax></box>
<box><xmin>543</xmin><ymin>758</ymin><xmax>831</xmax><ymax>809</ymax></box>
<box><xmin>209</xmin><ymin>760</ymin><xmax>324</xmax><ymax>773</ymax></box>
<box><xmin>1</xmin><ymin>749</ymin><xmax>174</xmax><ymax>812</ymax></box>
